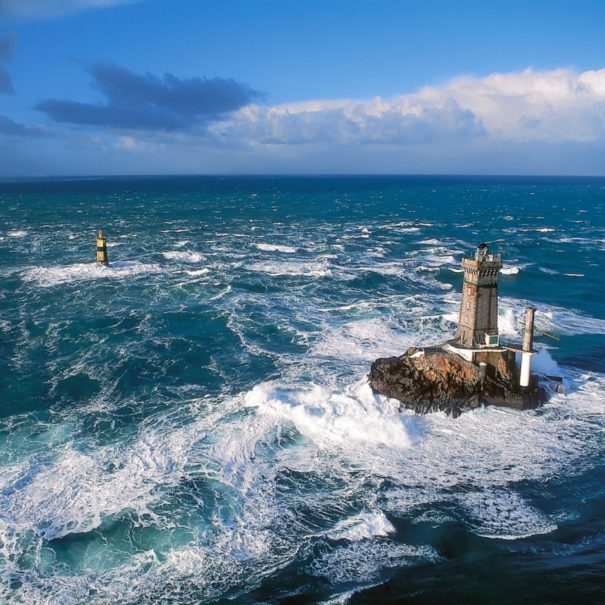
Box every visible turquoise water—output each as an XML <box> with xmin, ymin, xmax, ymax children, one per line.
<box><xmin>1</xmin><ymin>176</ymin><xmax>604</xmax><ymax>604</ymax></box>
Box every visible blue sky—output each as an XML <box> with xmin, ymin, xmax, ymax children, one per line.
<box><xmin>1</xmin><ymin>0</ymin><xmax>605</xmax><ymax>176</ymax></box>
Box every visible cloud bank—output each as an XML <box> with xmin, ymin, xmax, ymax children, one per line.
<box><xmin>36</xmin><ymin>63</ymin><xmax>262</xmax><ymax>131</ymax></box>
<box><xmin>0</xmin><ymin>115</ymin><xmax>47</xmax><ymax>136</ymax></box>
<box><xmin>0</xmin><ymin>0</ymin><xmax>139</xmax><ymax>20</ymax></box>
<box><xmin>11</xmin><ymin>65</ymin><xmax>605</xmax><ymax>175</ymax></box>
<box><xmin>0</xmin><ymin>32</ymin><xmax>15</xmax><ymax>93</ymax></box>
<box><xmin>210</xmin><ymin>67</ymin><xmax>605</xmax><ymax>147</ymax></box>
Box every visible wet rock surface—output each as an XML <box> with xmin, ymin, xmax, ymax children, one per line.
<box><xmin>369</xmin><ymin>346</ymin><xmax>547</xmax><ymax>417</ymax></box>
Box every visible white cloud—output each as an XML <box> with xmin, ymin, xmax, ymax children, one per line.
<box><xmin>0</xmin><ymin>0</ymin><xmax>139</xmax><ymax>20</ymax></box>
<box><xmin>211</xmin><ymin>95</ymin><xmax>483</xmax><ymax>146</ymax></box>
<box><xmin>115</xmin><ymin>135</ymin><xmax>156</xmax><ymax>151</ymax></box>
<box><xmin>116</xmin><ymin>135</ymin><xmax>138</xmax><ymax>150</ymax></box>
<box><xmin>437</xmin><ymin>68</ymin><xmax>605</xmax><ymax>142</ymax></box>
<box><xmin>210</xmin><ymin>67</ymin><xmax>605</xmax><ymax>148</ymax></box>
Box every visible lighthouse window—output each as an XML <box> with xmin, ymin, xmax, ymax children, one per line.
<box><xmin>466</xmin><ymin>302</ymin><xmax>470</xmax><ymax>310</ymax></box>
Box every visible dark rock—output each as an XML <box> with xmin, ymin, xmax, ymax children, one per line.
<box><xmin>368</xmin><ymin>347</ymin><xmax>547</xmax><ymax>416</ymax></box>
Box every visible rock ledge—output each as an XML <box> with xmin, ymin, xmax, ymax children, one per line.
<box><xmin>369</xmin><ymin>346</ymin><xmax>547</xmax><ymax>417</ymax></box>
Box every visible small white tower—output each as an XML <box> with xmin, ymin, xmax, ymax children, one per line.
<box><xmin>519</xmin><ymin>307</ymin><xmax>536</xmax><ymax>388</ymax></box>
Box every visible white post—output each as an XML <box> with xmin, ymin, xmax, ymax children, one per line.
<box><xmin>520</xmin><ymin>307</ymin><xmax>536</xmax><ymax>388</ymax></box>
<box><xmin>520</xmin><ymin>353</ymin><xmax>531</xmax><ymax>387</ymax></box>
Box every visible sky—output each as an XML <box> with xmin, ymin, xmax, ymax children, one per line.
<box><xmin>1</xmin><ymin>0</ymin><xmax>605</xmax><ymax>176</ymax></box>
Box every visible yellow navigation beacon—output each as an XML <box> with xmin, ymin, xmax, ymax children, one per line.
<box><xmin>96</xmin><ymin>228</ymin><xmax>109</xmax><ymax>265</ymax></box>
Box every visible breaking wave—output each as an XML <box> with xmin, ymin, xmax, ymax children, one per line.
<box><xmin>21</xmin><ymin>261</ymin><xmax>164</xmax><ymax>287</ymax></box>
<box><xmin>245</xmin><ymin>380</ymin><xmax>421</xmax><ymax>449</ymax></box>
<box><xmin>162</xmin><ymin>250</ymin><xmax>205</xmax><ymax>263</ymax></box>
<box><xmin>499</xmin><ymin>299</ymin><xmax>605</xmax><ymax>337</ymax></box>
<box><xmin>254</xmin><ymin>243</ymin><xmax>298</xmax><ymax>253</ymax></box>
<box><xmin>247</xmin><ymin>260</ymin><xmax>331</xmax><ymax>277</ymax></box>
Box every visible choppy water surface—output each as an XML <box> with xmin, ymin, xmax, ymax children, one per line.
<box><xmin>1</xmin><ymin>176</ymin><xmax>604</xmax><ymax>604</ymax></box>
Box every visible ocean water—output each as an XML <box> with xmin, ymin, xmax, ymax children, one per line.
<box><xmin>0</xmin><ymin>175</ymin><xmax>604</xmax><ymax>604</ymax></box>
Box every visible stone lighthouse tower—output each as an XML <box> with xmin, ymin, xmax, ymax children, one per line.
<box><xmin>455</xmin><ymin>243</ymin><xmax>502</xmax><ymax>348</ymax></box>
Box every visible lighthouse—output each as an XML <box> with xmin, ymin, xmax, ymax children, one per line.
<box><xmin>455</xmin><ymin>243</ymin><xmax>502</xmax><ymax>348</ymax></box>
<box><xmin>96</xmin><ymin>228</ymin><xmax>108</xmax><ymax>265</ymax></box>
<box><xmin>445</xmin><ymin>243</ymin><xmax>539</xmax><ymax>391</ymax></box>
<box><xmin>369</xmin><ymin>242</ymin><xmax>552</xmax><ymax>414</ymax></box>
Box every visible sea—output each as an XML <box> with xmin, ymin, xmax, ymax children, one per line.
<box><xmin>0</xmin><ymin>176</ymin><xmax>604</xmax><ymax>604</ymax></box>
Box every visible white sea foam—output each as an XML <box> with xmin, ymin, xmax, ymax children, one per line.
<box><xmin>460</xmin><ymin>490</ymin><xmax>557</xmax><ymax>540</ymax></box>
<box><xmin>7</xmin><ymin>230</ymin><xmax>27</xmax><ymax>238</ymax></box>
<box><xmin>499</xmin><ymin>298</ymin><xmax>605</xmax><ymax>337</ymax></box>
<box><xmin>0</xmin><ymin>390</ymin><xmax>298</xmax><ymax>600</ymax></box>
<box><xmin>532</xmin><ymin>348</ymin><xmax>561</xmax><ymax>375</ymax></box>
<box><xmin>307</xmin><ymin>540</ymin><xmax>440</xmax><ymax>584</ymax></box>
<box><xmin>245</xmin><ymin>380</ymin><xmax>421</xmax><ymax>449</ymax></box>
<box><xmin>310</xmin><ymin>309</ymin><xmax>457</xmax><ymax>364</ymax></box>
<box><xmin>0</xmin><ymin>423</ymin><xmax>197</xmax><ymax>541</ymax></box>
<box><xmin>539</xmin><ymin>266</ymin><xmax>559</xmax><ymax>274</ymax></box>
<box><xmin>497</xmin><ymin>307</ymin><xmax>520</xmax><ymax>336</ymax></box>
<box><xmin>162</xmin><ymin>250</ymin><xmax>205</xmax><ymax>263</ymax></box>
<box><xmin>3</xmin><ymin>365</ymin><xmax>605</xmax><ymax>600</ymax></box>
<box><xmin>318</xmin><ymin>587</ymin><xmax>380</xmax><ymax>605</ymax></box>
<box><xmin>21</xmin><ymin>261</ymin><xmax>163</xmax><ymax>287</ymax></box>
<box><xmin>311</xmin><ymin>317</ymin><xmax>406</xmax><ymax>361</ymax></box>
<box><xmin>540</xmin><ymin>308</ymin><xmax>605</xmax><ymax>336</ymax></box>
<box><xmin>247</xmin><ymin>260</ymin><xmax>330</xmax><ymax>277</ymax></box>
<box><xmin>501</xmin><ymin>265</ymin><xmax>522</xmax><ymax>275</ymax></box>
<box><xmin>357</xmin><ymin>261</ymin><xmax>453</xmax><ymax>291</ymax></box>
<box><xmin>414</xmin><ymin>253</ymin><xmax>457</xmax><ymax>268</ymax></box>
<box><xmin>255</xmin><ymin>243</ymin><xmax>298</xmax><ymax>253</ymax></box>
<box><xmin>184</xmin><ymin>268</ymin><xmax>209</xmax><ymax>276</ymax></box>
<box><xmin>327</xmin><ymin>510</ymin><xmax>395</xmax><ymax>541</ymax></box>
<box><xmin>0</xmin><ymin>543</ymin><xmax>249</xmax><ymax>604</ymax></box>
<box><xmin>381</xmin><ymin>221</ymin><xmax>413</xmax><ymax>229</ymax></box>
<box><xmin>379</xmin><ymin>379</ymin><xmax>603</xmax><ymax>538</ymax></box>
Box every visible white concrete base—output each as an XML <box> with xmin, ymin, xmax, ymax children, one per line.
<box><xmin>443</xmin><ymin>342</ymin><xmax>505</xmax><ymax>363</ymax></box>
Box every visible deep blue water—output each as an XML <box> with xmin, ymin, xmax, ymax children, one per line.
<box><xmin>1</xmin><ymin>176</ymin><xmax>604</xmax><ymax>604</ymax></box>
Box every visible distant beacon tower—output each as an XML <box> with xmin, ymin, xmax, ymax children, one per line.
<box><xmin>96</xmin><ymin>228</ymin><xmax>108</xmax><ymax>265</ymax></box>
<box><xmin>455</xmin><ymin>243</ymin><xmax>502</xmax><ymax>347</ymax></box>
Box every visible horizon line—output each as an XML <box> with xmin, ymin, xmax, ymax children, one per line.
<box><xmin>2</xmin><ymin>172</ymin><xmax>605</xmax><ymax>182</ymax></box>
